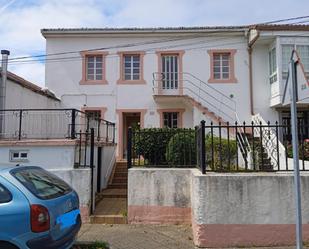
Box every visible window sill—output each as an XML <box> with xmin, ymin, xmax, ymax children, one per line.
<box><xmin>117</xmin><ymin>79</ymin><xmax>146</xmax><ymax>84</ymax></box>
<box><xmin>79</xmin><ymin>80</ymin><xmax>108</xmax><ymax>85</ymax></box>
<box><xmin>208</xmin><ymin>78</ymin><xmax>238</xmax><ymax>84</ymax></box>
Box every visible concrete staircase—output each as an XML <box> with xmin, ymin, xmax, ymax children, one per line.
<box><xmin>91</xmin><ymin>161</ymin><xmax>128</xmax><ymax>224</ymax></box>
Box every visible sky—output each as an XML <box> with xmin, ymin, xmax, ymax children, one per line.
<box><xmin>0</xmin><ymin>0</ymin><xmax>309</xmax><ymax>87</ymax></box>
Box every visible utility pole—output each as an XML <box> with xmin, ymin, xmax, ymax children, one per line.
<box><xmin>290</xmin><ymin>56</ymin><xmax>303</xmax><ymax>249</ymax></box>
<box><xmin>0</xmin><ymin>50</ymin><xmax>10</xmax><ymax>136</ymax></box>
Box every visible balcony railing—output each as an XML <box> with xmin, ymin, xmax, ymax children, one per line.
<box><xmin>0</xmin><ymin>108</ymin><xmax>115</xmax><ymax>143</ymax></box>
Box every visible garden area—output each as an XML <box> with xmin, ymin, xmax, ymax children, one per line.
<box><xmin>131</xmin><ymin>127</ymin><xmax>237</xmax><ymax>171</ymax></box>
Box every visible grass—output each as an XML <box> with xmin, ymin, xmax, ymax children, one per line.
<box><xmin>73</xmin><ymin>241</ymin><xmax>109</xmax><ymax>249</ymax></box>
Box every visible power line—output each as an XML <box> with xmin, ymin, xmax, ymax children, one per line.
<box><xmin>7</xmin><ymin>31</ymin><xmax>245</xmax><ymax>62</ymax></box>
<box><xmin>257</xmin><ymin>15</ymin><xmax>309</xmax><ymax>25</ymax></box>
<box><xmin>7</xmin><ymin>35</ymin><xmax>244</xmax><ymax>65</ymax></box>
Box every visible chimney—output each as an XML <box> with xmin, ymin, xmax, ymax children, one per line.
<box><xmin>0</xmin><ymin>50</ymin><xmax>10</xmax><ymax>136</ymax></box>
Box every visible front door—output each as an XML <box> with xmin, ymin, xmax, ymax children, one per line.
<box><xmin>123</xmin><ymin>113</ymin><xmax>140</xmax><ymax>158</ymax></box>
<box><xmin>161</xmin><ymin>54</ymin><xmax>179</xmax><ymax>92</ymax></box>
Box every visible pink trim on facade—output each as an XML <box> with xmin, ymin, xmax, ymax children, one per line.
<box><xmin>192</xmin><ymin>222</ymin><xmax>309</xmax><ymax>248</ymax></box>
<box><xmin>80</xmin><ymin>51</ymin><xmax>108</xmax><ymax>85</ymax></box>
<box><xmin>156</xmin><ymin>50</ymin><xmax>185</xmax><ymax>95</ymax></box>
<box><xmin>157</xmin><ymin>108</ymin><xmax>185</xmax><ymax>128</ymax></box>
<box><xmin>128</xmin><ymin>205</ymin><xmax>191</xmax><ymax>224</ymax></box>
<box><xmin>116</xmin><ymin>109</ymin><xmax>147</xmax><ymax>159</ymax></box>
<box><xmin>207</xmin><ymin>49</ymin><xmax>238</xmax><ymax>83</ymax></box>
<box><xmin>0</xmin><ymin>139</ymin><xmax>78</xmax><ymax>147</ymax></box>
<box><xmin>81</xmin><ymin>106</ymin><xmax>107</xmax><ymax>120</ymax></box>
<box><xmin>117</xmin><ymin>51</ymin><xmax>146</xmax><ymax>84</ymax></box>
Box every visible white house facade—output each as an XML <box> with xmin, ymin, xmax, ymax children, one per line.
<box><xmin>41</xmin><ymin>25</ymin><xmax>309</xmax><ymax>159</ymax></box>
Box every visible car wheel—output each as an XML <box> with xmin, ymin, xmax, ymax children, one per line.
<box><xmin>0</xmin><ymin>241</ymin><xmax>19</xmax><ymax>249</ymax></box>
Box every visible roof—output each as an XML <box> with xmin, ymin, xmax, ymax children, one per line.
<box><xmin>41</xmin><ymin>26</ymin><xmax>248</xmax><ymax>37</ymax></box>
<box><xmin>0</xmin><ymin>69</ymin><xmax>59</xmax><ymax>101</ymax></box>
<box><xmin>250</xmin><ymin>24</ymin><xmax>309</xmax><ymax>31</ymax></box>
<box><xmin>41</xmin><ymin>24</ymin><xmax>309</xmax><ymax>37</ymax></box>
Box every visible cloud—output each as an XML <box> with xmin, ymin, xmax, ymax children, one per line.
<box><xmin>1</xmin><ymin>0</ymin><xmax>309</xmax><ymax>87</ymax></box>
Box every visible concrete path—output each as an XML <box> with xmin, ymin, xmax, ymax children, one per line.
<box><xmin>77</xmin><ymin>224</ymin><xmax>308</xmax><ymax>249</ymax></box>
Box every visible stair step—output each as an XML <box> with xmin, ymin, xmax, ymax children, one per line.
<box><xmin>112</xmin><ymin>178</ymin><xmax>127</xmax><ymax>183</ymax></box>
<box><xmin>90</xmin><ymin>215</ymin><xmax>127</xmax><ymax>224</ymax></box>
<box><xmin>115</xmin><ymin>168</ymin><xmax>128</xmax><ymax>173</ymax></box>
<box><xmin>101</xmin><ymin>189</ymin><xmax>127</xmax><ymax>198</ymax></box>
<box><xmin>109</xmin><ymin>183</ymin><xmax>128</xmax><ymax>189</ymax></box>
<box><xmin>114</xmin><ymin>172</ymin><xmax>128</xmax><ymax>178</ymax></box>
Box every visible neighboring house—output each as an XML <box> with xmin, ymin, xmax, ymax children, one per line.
<box><xmin>0</xmin><ymin>68</ymin><xmax>60</xmax><ymax>109</ymax></box>
<box><xmin>0</xmin><ymin>68</ymin><xmax>116</xmax><ymax>221</ymax></box>
<box><xmin>41</xmin><ymin>25</ymin><xmax>309</xmax><ymax>160</ymax></box>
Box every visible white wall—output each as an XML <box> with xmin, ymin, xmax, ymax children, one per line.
<box><xmin>45</xmin><ymin>33</ymin><xmax>252</xmax><ymax>131</ymax></box>
<box><xmin>5</xmin><ymin>79</ymin><xmax>61</xmax><ymax>109</ymax></box>
<box><xmin>252</xmin><ymin>44</ymin><xmax>279</xmax><ymax>123</ymax></box>
<box><xmin>0</xmin><ymin>145</ymin><xmax>75</xmax><ymax>169</ymax></box>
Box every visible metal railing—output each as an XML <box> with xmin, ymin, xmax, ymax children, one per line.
<box><xmin>128</xmin><ymin>121</ymin><xmax>309</xmax><ymax>172</ymax></box>
<box><xmin>0</xmin><ymin>108</ymin><xmax>116</xmax><ymax>142</ymax></box>
<box><xmin>152</xmin><ymin>72</ymin><xmax>237</xmax><ymax>123</ymax></box>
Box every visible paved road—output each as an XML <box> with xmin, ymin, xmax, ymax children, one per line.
<box><xmin>77</xmin><ymin>224</ymin><xmax>307</xmax><ymax>249</ymax></box>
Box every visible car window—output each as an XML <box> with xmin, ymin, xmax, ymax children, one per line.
<box><xmin>0</xmin><ymin>183</ymin><xmax>12</xmax><ymax>203</ymax></box>
<box><xmin>11</xmin><ymin>168</ymin><xmax>72</xmax><ymax>200</ymax></box>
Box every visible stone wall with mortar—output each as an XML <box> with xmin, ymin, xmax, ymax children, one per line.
<box><xmin>128</xmin><ymin>168</ymin><xmax>309</xmax><ymax>247</ymax></box>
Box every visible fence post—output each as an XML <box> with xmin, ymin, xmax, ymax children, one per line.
<box><xmin>71</xmin><ymin>109</ymin><xmax>76</xmax><ymax>139</ymax></box>
<box><xmin>90</xmin><ymin>128</ymin><xmax>95</xmax><ymax>215</ymax></box>
<box><xmin>106</xmin><ymin>122</ymin><xmax>109</xmax><ymax>142</ymax></box>
<box><xmin>112</xmin><ymin>123</ymin><xmax>115</xmax><ymax>144</ymax></box>
<box><xmin>200</xmin><ymin>120</ymin><xmax>206</xmax><ymax>174</ymax></box>
<box><xmin>127</xmin><ymin>126</ymin><xmax>132</xmax><ymax>169</ymax></box>
<box><xmin>18</xmin><ymin>110</ymin><xmax>23</xmax><ymax>140</ymax></box>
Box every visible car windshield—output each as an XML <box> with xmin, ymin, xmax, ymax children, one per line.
<box><xmin>11</xmin><ymin>168</ymin><xmax>72</xmax><ymax>200</ymax></box>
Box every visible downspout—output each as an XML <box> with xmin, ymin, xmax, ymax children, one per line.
<box><xmin>247</xmin><ymin>30</ymin><xmax>260</xmax><ymax>116</ymax></box>
<box><xmin>0</xmin><ymin>50</ymin><xmax>10</xmax><ymax>135</ymax></box>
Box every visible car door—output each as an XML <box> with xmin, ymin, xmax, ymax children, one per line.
<box><xmin>0</xmin><ymin>176</ymin><xmax>30</xmax><ymax>245</ymax></box>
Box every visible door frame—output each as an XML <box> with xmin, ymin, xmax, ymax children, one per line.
<box><xmin>156</xmin><ymin>50</ymin><xmax>185</xmax><ymax>95</ymax></box>
<box><xmin>116</xmin><ymin>109</ymin><xmax>147</xmax><ymax>159</ymax></box>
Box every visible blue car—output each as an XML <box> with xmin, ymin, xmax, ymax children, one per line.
<box><xmin>0</xmin><ymin>165</ymin><xmax>81</xmax><ymax>249</ymax></box>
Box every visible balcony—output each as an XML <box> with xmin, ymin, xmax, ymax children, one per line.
<box><xmin>152</xmin><ymin>72</ymin><xmax>237</xmax><ymax>123</ymax></box>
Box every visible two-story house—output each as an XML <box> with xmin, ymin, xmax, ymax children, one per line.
<box><xmin>41</xmin><ymin>25</ymin><xmax>309</xmax><ymax>159</ymax></box>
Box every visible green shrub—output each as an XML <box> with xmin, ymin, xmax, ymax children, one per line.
<box><xmin>166</xmin><ymin>131</ymin><xmax>196</xmax><ymax>167</ymax></box>
<box><xmin>133</xmin><ymin>128</ymin><xmax>184</xmax><ymax>165</ymax></box>
<box><xmin>205</xmin><ymin>134</ymin><xmax>237</xmax><ymax>170</ymax></box>
<box><xmin>287</xmin><ymin>139</ymin><xmax>309</xmax><ymax>160</ymax></box>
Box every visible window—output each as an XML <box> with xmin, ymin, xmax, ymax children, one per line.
<box><xmin>163</xmin><ymin>112</ymin><xmax>178</xmax><ymax>128</ymax></box>
<box><xmin>11</xmin><ymin>167</ymin><xmax>72</xmax><ymax>200</ymax></box>
<box><xmin>124</xmin><ymin>55</ymin><xmax>140</xmax><ymax>80</ymax></box>
<box><xmin>86</xmin><ymin>55</ymin><xmax>103</xmax><ymax>81</ymax></box>
<box><xmin>269</xmin><ymin>47</ymin><xmax>277</xmax><ymax>84</ymax></box>
<box><xmin>80</xmin><ymin>51</ymin><xmax>108</xmax><ymax>84</ymax></box>
<box><xmin>117</xmin><ymin>52</ymin><xmax>145</xmax><ymax>84</ymax></box>
<box><xmin>0</xmin><ymin>184</ymin><xmax>12</xmax><ymax>204</ymax></box>
<box><xmin>297</xmin><ymin>45</ymin><xmax>309</xmax><ymax>74</ymax></box>
<box><xmin>208</xmin><ymin>50</ymin><xmax>237</xmax><ymax>83</ymax></box>
<box><xmin>161</xmin><ymin>55</ymin><xmax>179</xmax><ymax>89</ymax></box>
<box><xmin>10</xmin><ymin>150</ymin><xmax>29</xmax><ymax>162</ymax></box>
<box><xmin>282</xmin><ymin>44</ymin><xmax>309</xmax><ymax>81</ymax></box>
<box><xmin>213</xmin><ymin>53</ymin><xmax>230</xmax><ymax>80</ymax></box>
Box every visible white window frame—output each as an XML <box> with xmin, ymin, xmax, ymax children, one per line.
<box><xmin>86</xmin><ymin>55</ymin><xmax>103</xmax><ymax>81</ymax></box>
<box><xmin>124</xmin><ymin>54</ymin><xmax>140</xmax><ymax>81</ymax></box>
<box><xmin>269</xmin><ymin>47</ymin><xmax>277</xmax><ymax>84</ymax></box>
<box><xmin>10</xmin><ymin>150</ymin><xmax>29</xmax><ymax>162</ymax></box>
<box><xmin>213</xmin><ymin>53</ymin><xmax>230</xmax><ymax>80</ymax></box>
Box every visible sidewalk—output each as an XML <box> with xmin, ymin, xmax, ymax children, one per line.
<box><xmin>77</xmin><ymin>224</ymin><xmax>307</xmax><ymax>249</ymax></box>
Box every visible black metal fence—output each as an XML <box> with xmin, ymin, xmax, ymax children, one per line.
<box><xmin>0</xmin><ymin>108</ymin><xmax>115</xmax><ymax>142</ymax></box>
<box><xmin>128</xmin><ymin>121</ymin><xmax>309</xmax><ymax>173</ymax></box>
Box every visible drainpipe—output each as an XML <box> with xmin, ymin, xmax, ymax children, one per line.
<box><xmin>247</xmin><ymin>31</ymin><xmax>259</xmax><ymax>116</ymax></box>
<box><xmin>0</xmin><ymin>50</ymin><xmax>10</xmax><ymax>135</ymax></box>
